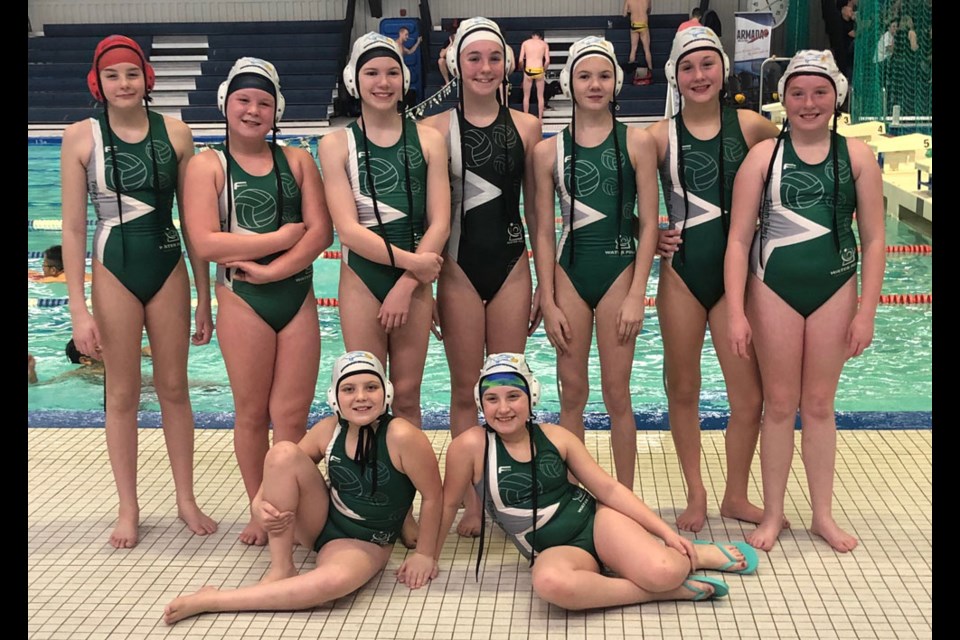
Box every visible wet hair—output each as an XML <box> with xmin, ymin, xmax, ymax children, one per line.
<box><xmin>65</xmin><ymin>339</ymin><xmax>85</xmax><ymax>364</ymax></box>
<box><xmin>44</xmin><ymin>245</ymin><xmax>64</xmax><ymax>270</ymax></box>
<box><xmin>691</xmin><ymin>7</ymin><xmax>702</xmax><ymax>18</ymax></box>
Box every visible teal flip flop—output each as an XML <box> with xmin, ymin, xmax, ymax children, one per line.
<box><xmin>694</xmin><ymin>540</ymin><xmax>760</xmax><ymax>575</ymax></box>
<box><xmin>682</xmin><ymin>575</ymin><xmax>730</xmax><ymax>601</ymax></box>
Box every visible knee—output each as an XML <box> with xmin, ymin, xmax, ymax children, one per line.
<box><xmin>762</xmin><ymin>391</ymin><xmax>800</xmax><ymax>425</ymax></box>
<box><xmin>151</xmin><ymin>372</ymin><xmax>189</xmax><ymax>405</ymax></box>
<box><xmin>633</xmin><ymin>554</ymin><xmax>687</xmax><ymax>593</ymax></box>
<box><xmin>799</xmin><ymin>392</ymin><xmax>836</xmax><ymax>425</ymax></box>
<box><xmin>600</xmin><ymin>381</ymin><xmax>632</xmax><ymax>415</ymax></box>
<box><xmin>559</xmin><ymin>379</ymin><xmax>588</xmax><ymax>413</ymax></box>
<box><xmin>531</xmin><ymin>567</ymin><xmax>578</xmax><ymax>608</ymax></box>
<box><xmin>666</xmin><ymin>375</ymin><xmax>701</xmax><ymax>408</ymax></box>
<box><xmin>105</xmin><ymin>380</ymin><xmax>140</xmax><ymax>413</ymax></box>
<box><xmin>728</xmin><ymin>388</ymin><xmax>763</xmax><ymax>422</ymax></box>
<box><xmin>264</xmin><ymin>441</ymin><xmax>303</xmax><ymax>471</ymax></box>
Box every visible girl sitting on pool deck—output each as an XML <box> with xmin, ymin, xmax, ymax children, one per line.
<box><xmin>436</xmin><ymin>352</ymin><xmax>760</xmax><ymax>610</ymax></box>
<box><xmin>163</xmin><ymin>351</ymin><xmax>443</xmax><ymax>624</ymax></box>
<box><xmin>724</xmin><ymin>50</ymin><xmax>885</xmax><ymax>553</ymax></box>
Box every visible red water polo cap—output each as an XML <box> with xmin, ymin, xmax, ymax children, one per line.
<box><xmin>87</xmin><ymin>35</ymin><xmax>156</xmax><ymax>102</ymax></box>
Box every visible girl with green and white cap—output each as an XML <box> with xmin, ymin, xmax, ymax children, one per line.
<box><xmin>163</xmin><ymin>351</ymin><xmax>443</xmax><ymax>623</ymax></box>
<box><xmin>647</xmin><ymin>26</ymin><xmax>780</xmax><ymax>533</ymax></box>
<box><xmin>531</xmin><ymin>36</ymin><xmax>659</xmax><ymax>490</ymax></box>
<box><xmin>724</xmin><ymin>50</ymin><xmax>885</xmax><ymax>552</ymax></box>
<box><xmin>183</xmin><ymin>57</ymin><xmax>333</xmax><ymax>546</ymax></box>
<box><xmin>437</xmin><ymin>352</ymin><xmax>761</xmax><ymax>609</ymax></box>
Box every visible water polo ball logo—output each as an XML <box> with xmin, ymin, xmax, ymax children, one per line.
<box><xmin>600</xmin><ymin>148</ymin><xmax>624</xmax><ymax>171</ymax></box>
<box><xmin>682</xmin><ymin>151</ymin><xmax>719</xmax><ymax>191</ymax></box>
<box><xmin>280</xmin><ymin>174</ymin><xmax>301</xmax><ymax>223</ymax></box>
<box><xmin>492</xmin><ymin>124</ymin><xmax>519</xmax><ymax>148</ymax></box>
<box><xmin>602</xmin><ymin>177</ymin><xmax>619</xmax><ymax>197</ymax></box>
<box><xmin>781</xmin><ymin>171</ymin><xmax>824</xmax><ymax>210</ymax></box>
<box><xmin>563</xmin><ymin>157</ymin><xmax>601</xmax><ymax>197</ymax></box>
<box><xmin>329</xmin><ymin>465</ymin><xmax>363</xmax><ymax>496</ymax></box>
<box><xmin>493</xmin><ymin>150</ymin><xmax>517</xmax><ymax>176</ymax></box>
<box><xmin>499</xmin><ymin>472</ymin><xmax>543</xmax><ymax>505</ymax></box>
<box><xmin>235</xmin><ymin>188</ymin><xmax>277</xmax><ymax>230</ymax></box>
<box><xmin>722</xmin><ymin>137</ymin><xmax>745</xmax><ymax>164</ymax></box>
<box><xmin>358</xmin><ymin>156</ymin><xmax>400</xmax><ymax>195</ymax></box>
<box><xmin>463</xmin><ymin>129</ymin><xmax>493</xmax><ymax>167</ymax></box>
<box><xmin>823</xmin><ymin>158</ymin><xmax>852</xmax><ymax>184</ymax></box>
<box><xmin>145</xmin><ymin>140</ymin><xmax>175</xmax><ymax>190</ymax></box>
<box><xmin>363</xmin><ymin>460</ymin><xmax>392</xmax><ymax>488</ymax></box>
<box><xmin>105</xmin><ymin>151</ymin><xmax>149</xmax><ymax>191</ymax></box>
<box><xmin>537</xmin><ymin>451</ymin><xmax>565</xmax><ymax>479</ymax></box>
<box><xmin>840</xmin><ymin>246</ymin><xmax>856</xmax><ymax>265</ymax></box>
<box><xmin>396</xmin><ymin>145</ymin><xmax>424</xmax><ymax>169</ymax></box>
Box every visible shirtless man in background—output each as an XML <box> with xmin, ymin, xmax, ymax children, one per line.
<box><xmin>518</xmin><ymin>30</ymin><xmax>551</xmax><ymax>121</ymax></box>
<box><xmin>624</xmin><ymin>0</ymin><xmax>654</xmax><ymax>84</ymax></box>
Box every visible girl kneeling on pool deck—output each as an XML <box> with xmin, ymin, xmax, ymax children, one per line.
<box><xmin>436</xmin><ymin>353</ymin><xmax>760</xmax><ymax>609</ymax></box>
<box><xmin>163</xmin><ymin>351</ymin><xmax>443</xmax><ymax>624</ymax></box>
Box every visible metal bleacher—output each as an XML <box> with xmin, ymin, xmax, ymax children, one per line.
<box><xmin>28</xmin><ymin>20</ymin><xmax>347</xmax><ymax>126</ymax></box>
<box><xmin>419</xmin><ymin>14</ymin><xmax>686</xmax><ymax>122</ymax></box>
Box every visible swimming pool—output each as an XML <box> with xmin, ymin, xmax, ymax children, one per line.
<box><xmin>27</xmin><ymin>138</ymin><xmax>932</xmax><ymax>428</ymax></box>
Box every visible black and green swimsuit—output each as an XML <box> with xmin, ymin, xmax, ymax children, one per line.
<box><xmin>213</xmin><ymin>143</ymin><xmax>313</xmax><ymax>332</ymax></box>
<box><xmin>314</xmin><ymin>415</ymin><xmax>417</xmax><ymax>550</ymax></box>
<box><xmin>343</xmin><ymin>119</ymin><xmax>428</xmax><ymax>303</ymax></box>
<box><xmin>474</xmin><ymin>423</ymin><xmax>599</xmax><ymax>562</ymax></box>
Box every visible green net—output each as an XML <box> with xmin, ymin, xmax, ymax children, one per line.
<box><xmin>784</xmin><ymin>0</ymin><xmax>810</xmax><ymax>57</ymax></box>
<box><xmin>851</xmin><ymin>0</ymin><xmax>932</xmax><ymax>134</ymax></box>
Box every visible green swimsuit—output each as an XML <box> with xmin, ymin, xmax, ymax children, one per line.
<box><xmin>659</xmin><ymin>106</ymin><xmax>749</xmax><ymax>310</ymax></box>
<box><xmin>554</xmin><ymin>121</ymin><xmax>638</xmax><ymax>309</ymax></box>
<box><xmin>343</xmin><ymin>119</ymin><xmax>428</xmax><ymax>303</ymax></box>
<box><xmin>213</xmin><ymin>143</ymin><xmax>313</xmax><ymax>333</ymax></box>
<box><xmin>314</xmin><ymin>415</ymin><xmax>417</xmax><ymax>550</ymax></box>
<box><xmin>88</xmin><ymin>111</ymin><xmax>182</xmax><ymax>304</ymax></box>
<box><xmin>475</xmin><ymin>423</ymin><xmax>599</xmax><ymax>563</ymax></box>
<box><xmin>749</xmin><ymin>133</ymin><xmax>858</xmax><ymax>318</ymax></box>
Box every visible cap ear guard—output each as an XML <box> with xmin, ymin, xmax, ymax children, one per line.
<box><xmin>778</xmin><ymin>49</ymin><xmax>848</xmax><ymax>109</ymax></box>
<box><xmin>217</xmin><ymin>57</ymin><xmax>286</xmax><ymax>123</ymax></box>
<box><xmin>343</xmin><ymin>32</ymin><xmax>411</xmax><ymax>99</ymax></box>
<box><xmin>87</xmin><ymin>35</ymin><xmax>156</xmax><ymax>103</ymax></box>
<box><xmin>663</xmin><ymin>26</ymin><xmax>730</xmax><ymax>91</ymax></box>
<box><xmin>326</xmin><ymin>351</ymin><xmax>395</xmax><ymax>418</ymax></box>
<box><xmin>559</xmin><ymin>36</ymin><xmax>623</xmax><ymax>100</ymax></box>
<box><xmin>474</xmin><ymin>352</ymin><xmax>542</xmax><ymax>412</ymax></box>
<box><xmin>445</xmin><ymin>17</ymin><xmax>514</xmax><ymax>81</ymax></box>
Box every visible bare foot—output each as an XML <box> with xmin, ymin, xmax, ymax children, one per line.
<box><xmin>456</xmin><ymin>503</ymin><xmax>482</xmax><ymax>538</ymax></box>
<box><xmin>178</xmin><ymin>499</ymin><xmax>218</xmax><ymax>536</ymax></box>
<box><xmin>260</xmin><ymin>565</ymin><xmax>298</xmax><ymax>584</ymax></box>
<box><xmin>163</xmin><ymin>586</ymin><xmax>219</xmax><ymax>624</ymax></box>
<box><xmin>720</xmin><ymin>497</ymin><xmax>791</xmax><ymax>529</ymax></box>
<box><xmin>239</xmin><ymin>518</ymin><xmax>267</xmax><ymax>546</ymax></box>
<box><xmin>676</xmin><ymin>492</ymin><xmax>707</xmax><ymax>532</ymax></box>
<box><xmin>746</xmin><ymin>517</ymin><xmax>784</xmax><ymax>552</ymax></box>
<box><xmin>810</xmin><ymin>517</ymin><xmax>858</xmax><ymax>553</ymax></box>
<box><xmin>400</xmin><ymin>511</ymin><xmax>419</xmax><ymax>550</ymax></box>
<box><xmin>110</xmin><ymin>511</ymin><xmax>139</xmax><ymax>549</ymax></box>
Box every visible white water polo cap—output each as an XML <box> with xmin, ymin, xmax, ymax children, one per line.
<box><xmin>327</xmin><ymin>351</ymin><xmax>395</xmax><ymax>418</ymax></box>
<box><xmin>559</xmin><ymin>36</ymin><xmax>624</xmax><ymax>99</ymax></box>
<box><xmin>217</xmin><ymin>57</ymin><xmax>285</xmax><ymax>123</ymax></box>
<box><xmin>343</xmin><ymin>32</ymin><xmax>411</xmax><ymax>99</ymax></box>
<box><xmin>446</xmin><ymin>17</ymin><xmax>514</xmax><ymax>80</ymax></box>
<box><xmin>474</xmin><ymin>352</ymin><xmax>542</xmax><ymax>412</ymax></box>
<box><xmin>664</xmin><ymin>26</ymin><xmax>730</xmax><ymax>90</ymax></box>
<box><xmin>778</xmin><ymin>49</ymin><xmax>848</xmax><ymax>109</ymax></box>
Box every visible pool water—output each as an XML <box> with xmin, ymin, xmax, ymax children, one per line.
<box><xmin>27</xmin><ymin>140</ymin><xmax>932</xmax><ymax>424</ymax></box>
